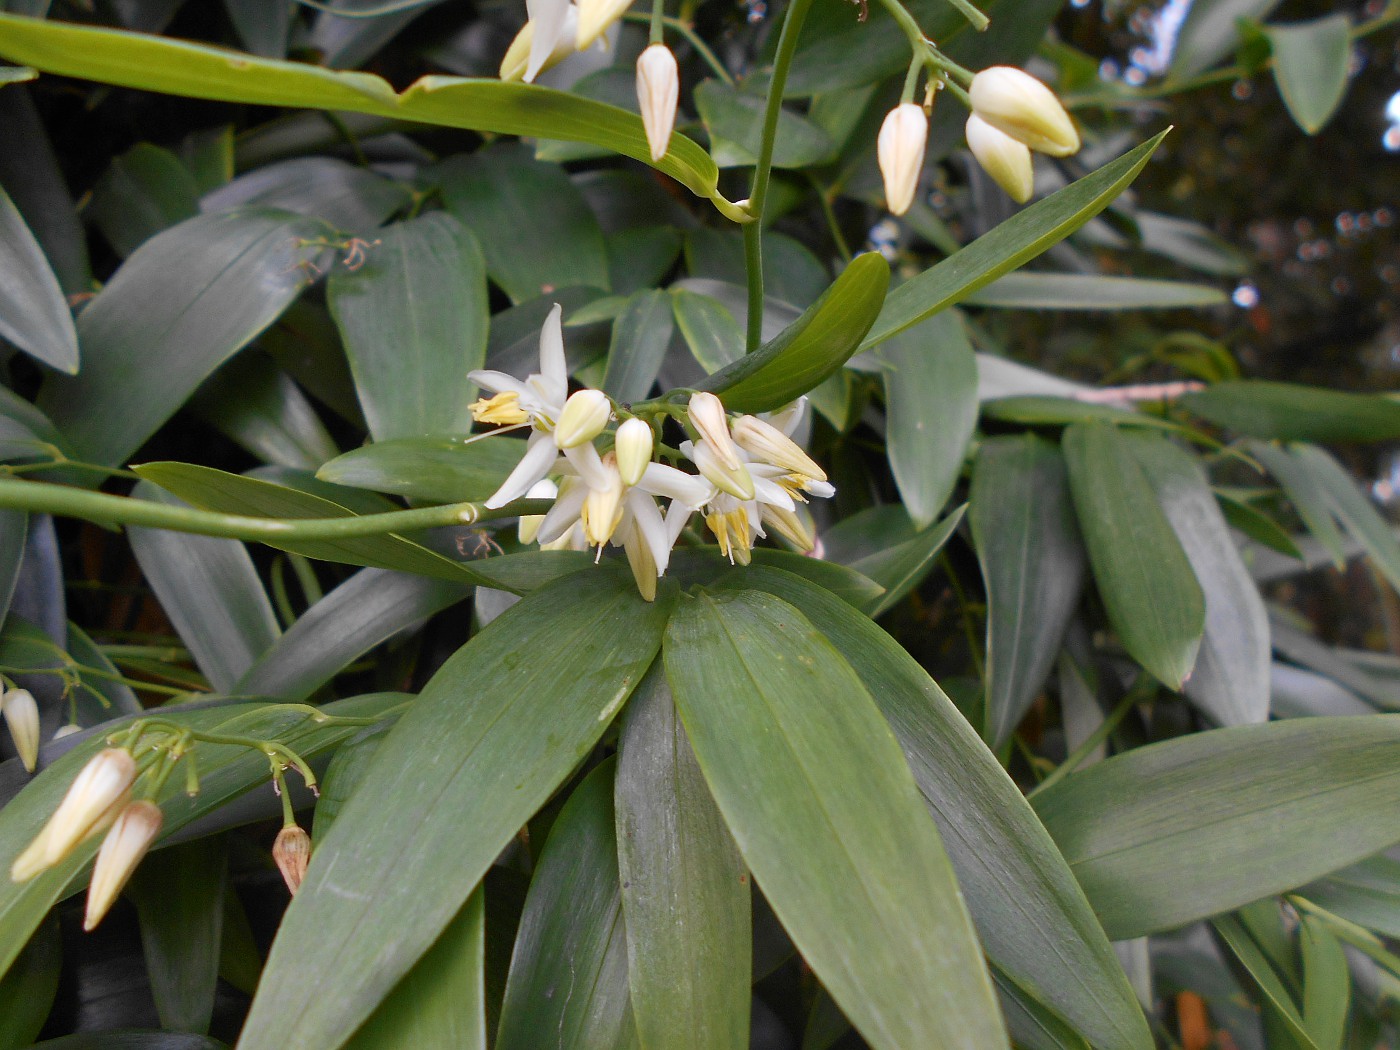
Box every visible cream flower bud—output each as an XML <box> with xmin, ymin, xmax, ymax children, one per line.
<box><xmin>761</xmin><ymin>504</ymin><xmax>816</xmax><ymax>552</ymax></box>
<box><xmin>877</xmin><ymin>103</ymin><xmax>928</xmax><ymax>217</ymax></box>
<box><xmin>12</xmin><ymin>748</ymin><xmax>136</xmax><ymax>882</ymax></box>
<box><xmin>687</xmin><ymin>392</ymin><xmax>740</xmax><ymax>469</ymax></box>
<box><xmin>84</xmin><ymin>800</ymin><xmax>163</xmax><ymax>930</ymax></box>
<box><xmin>554</xmin><ymin>389</ymin><xmax>611</xmax><ymax>449</ymax></box>
<box><xmin>636</xmin><ymin>44</ymin><xmax>679</xmax><ymax>162</ymax></box>
<box><xmin>2</xmin><ymin>688</ymin><xmax>40</xmax><ymax>773</ymax></box>
<box><xmin>968</xmin><ymin>66</ymin><xmax>1080</xmax><ymax>158</ymax></box>
<box><xmin>690</xmin><ymin>440</ymin><xmax>755</xmax><ymax>501</ymax></box>
<box><xmin>52</xmin><ymin>724</ymin><xmax>81</xmax><ymax>741</ymax></box>
<box><xmin>614</xmin><ymin>418</ymin><xmax>654</xmax><ymax>487</ymax></box>
<box><xmin>518</xmin><ymin>479</ymin><xmax>558</xmax><ymax>545</ymax></box>
<box><xmin>731</xmin><ymin>415</ymin><xmax>826</xmax><ymax>482</ymax></box>
<box><xmin>273</xmin><ymin>825</ymin><xmax>312</xmax><ymax>896</ymax></box>
<box><xmin>581</xmin><ymin>453</ymin><xmax>625</xmax><ymax>548</ymax></box>
<box><xmin>965</xmin><ymin>114</ymin><xmax>1034</xmax><ymax>204</ymax></box>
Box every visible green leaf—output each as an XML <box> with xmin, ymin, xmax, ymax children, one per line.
<box><xmin>696</xmin><ymin>252</ymin><xmax>889</xmax><ymax>414</ymax></box>
<box><xmin>980</xmin><ymin>396</ymin><xmax>1186</xmax><ymax>431</ymax></box>
<box><xmin>0</xmin><ymin>179</ymin><xmax>77</xmax><ymax>373</ymax></box>
<box><xmin>1032</xmin><ymin>716</ymin><xmax>1400</xmax><ymax>939</ymax></box>
<box><xmin>602</xmin><ymin>290</ymin><xmax>675</xmax><ymax>404</ymax></box>
<box><xmin>685</xmin><ymin>228</ymin><xmax>830</xmax><ymax>309</ymax></box>
<box><xmin>328</xmin><ymin>213</ymin><xmax>487</xmax><ymax>440</ymax></box>
<box><xmin>190</xmin><ymin>352</ymin><xmax>339</xmax><ymax>471</ymax></box>
<box><xmin>879</xmin><ymin>311</ymin><xmax>978</xmax><ymax>529</ymax></box>
<box><xmin>1125</xmin><ymin>434</ymin><xmax>1270</xmax><ymax>725</ymax></box>
<box><xmin>667</xmin><ymin>548</ymin><xmax>884</xmax><ymax>614</ymax></box>
<box><xmin>717</xmin><ymin>567</ymin><xmax>1152</xmax><ymax>1050</ymax></box>
<box><xmin>128</xmin><ymin>839</ymin><xmax>227</xmax><ymax>1034</ymax></box>
<box><xmin>222</xmin><ymin>0</ymin><xmax>290</xmax><ymax>58</ymax></box>
<box><xmin>1182</xmin><ymin>381</ymin><xmax>1400</xmax><ymax>442</ymax></box>
<box><xmin>316</xmin><ymin>435</ymin><xmax>522</xmax><ymax>505</ymax></box>
<box><xmin>664</xmin><ymin>590</ymin><xmax>1007</xmax><ymax>1050</ymax></box>
<box><xmin>128</xmin><ymin>482</ymin><xmax>281</xmax><ymax>693</ymax></box>
<box><xmin>1297</xmin><ymin>854</ymin><xmax>1400</xmax><ymax>937</ymax></box>
<box><xmin>860</xmin><ymin>133</ymin><xmax>1169</xmax><ymax>352</ymax></box>
<box><xmin>344</xmin><ymin>891</ymin><xmax>486</xmax><ymax>1050</ymax></box>
<box><xmin>971</xmin><ymin>435</ymin><xmax>1086</xmax><ymax>747</ymax></box>
<box><xmin>1289</xmin><ymin>444</ymin><xmax>1400</xmax><ymax>597</ymax></box>
<box><xmin>202</xmin><ymin>158</ymin><xmax>411</xmax><ymax>236</ymax></box>
<box><xmin>1298</xmin><ymin>914</ymin><xmax>1349</xmax><ymax>1050</ymax></box>
<box><xmin>1167</xmin><ymin>0</ymin><xmax>1283</xmax><ymax>80</ymax></box>
<box><xmin>0</xmin><ymin>13</ymin><xmax>723</xmax><ymax>206</ymax></box>
<box><xmin>1062</xmin><ymin>423</ymin><xmax>1205</xmax><ymax>689</ymax></box>
<box><xmin>1216</xmin><ymin>491</ymin><xmax>1304</xmax><ymax>560</ymax></box>
<box><xmin>1250</xmin><ymin>442</ymin><xmax>1348</xmax><ymax>568</ymax></box>
<box><xmin>237</xmin><ymin>567</ymin><xmax>671</xmax><ymax>1050</ymax></box>
<box><xmin>29</xmin><ymin>1035</ymin><xmax>227</xmax><ymax>1049</ymax></box>
<box><xmin>0</xmin><ymin>919</ymin><xmax>59</xmax><ymax>1048</ymax></box>
<box><xmin>87</xmin><ymin>143</ymin><xmax>200</xmax><ymax>257</ymax></box>
<box><xmin>962</xmin><ymin>272</ymin><xmax>1228</xmax><ymax>310</ymax></box>
<box><xmin>436</xmin><ymin>145</ymin><xmax>610</xmax><ymax>303</ymax></box>
<box><xmin>1135</xmin><ymin>212</ymin><xmax>1250</xmax><ymax>277</ymax></box>
<box><xmin>1212</xmin><ymin>914</ymin><xmax>1318</xmax><ymax>1050</ymax></box>
<box><xmin>820</xmin><ymin>504</ymin><xmax>964</xmax><ymax>619</ymax></box>
<box><xmin>693</xmin><ymin>80</ymin><xmax>836</xmax><ymax>169</ymax></box>
<box><xmin>615</xmin><ymin>667</ymin><xmax>750</xmax><ymax>1050</ymax></box>
<box><xmin>38</xmin><ymin>210</ymin><xmax>328</xmax><ymax>466</ymax></box>
<box><xmin>1266</xmin><ymin>15</ymin><xmax>1352</xmax><ymax>134</ymax></box>
<box><xmin>0</xmin><ymin>692</ymin><xmax>406</xmax><ymax>981</ymax></box>
<box><xmin>498</xmin><ymin>760</ymin><xmax>637</xmax><ymax>1050</ymax></box>
<box><xmin>671</xmin><ymin>289</ymin><xmax>744</xmax><ymax>375</ymax></box>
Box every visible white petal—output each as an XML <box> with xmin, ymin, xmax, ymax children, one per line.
<box><xmin>639</xmin><ymin>462</ymin><xmax>713</xmax><ymax>508</ymax></box>
<box><xmin>469</xmin><ymin>370</ymin><xmax>530</xmax><ymax>397</ymax></box>
<box><xmin>563</xmin><ymin>440</ymin><xmax>610</xmax><ymax>490</ymax></box>
<box><xmin>526</xmin><ymin>0</ymin><xmax>572</xmax><ymax>82</ymax></box>
<box><xmin>537</xmin><ymin>479</ymin><xmax>588</xmax><ymax>544</ymax></box>
<box><xmin>538</xmin><ymin>303</ymin><xmax>568</xmax><ymax>406</ymax></box>
<box><xmin>805</xmin><ymin>479</ymin><xmax>836</xmax><ymax>499</ymax></box>
<box><xmin>753</xmin><ymin>476</ymin><xmax>795</xmax><ymax>512</ymax></box>
<box><xmin>663</xmin><ymin>500</ymin><xmax>693</xmax><ymax>547</ymax></box>
<box><xmin>484</xmin><ymin>432</ymin><xmax>559</xmax><ymax>509</ymax></box>
<box><xmin>626</xmin><ymin>489</ymin><xmax>672</xmax><ymax>574</ymax></box>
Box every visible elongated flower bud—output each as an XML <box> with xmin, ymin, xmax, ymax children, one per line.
<box><xmin>761</xmin><ymin>504</ymin><xmax>816</xmax><ymax>552</ymax></box>
<box><xmin>12</xmin><ymin>748</ymin><xmax>136</xmax><ymax>882</ymax></box>
<box><xmin>84</xmin><ymin>800</ymin><xmax>163</xmax><ymax>930</ymax></box>
<box><xmin>965</xmin><ymin>114</ymin><xmax>1034</xmax><ymax>203</ymax></box>
<box><xmin>518</xmin><ymin>478</ymin><xmax>559</xmax><ymax>545</ymax></box>
<box><xmin>581</xmin><ymin>453</ymin><xmax>625</xmax><ymax>548</ymax></box>
<box><xmin>731</xmin><ymin>415</ymin><xmax>826</xmax><ymax>482</ymax></box>
<box><xmin>614</xmin><ymin>418</ymin><xmax>654</xmax><ymax>487</ymax></box>
<box><xmin>554</xmin><ymin>389</ymin><xmax>611</xmax><ymax>449</ymax></box>
<box><xmin>273</xmin><ymin>825</ymin><xmax>312</xmax><ymax>896</ymax></box>
<box><xmin>968</xmin><ymin>66</ymin><xmax>1079</xmax><ymax>157</ymax></box>
<box><xmin>877</xmin><ymin>103</ymin><xmax>928</xmax><ymax>217</ymax></box>
<box><xmin>636</xmin><ymin>44</ymin><xmax>679</xmax><ymax>162</ymax></box>
<box><xmin>2</xmin><ymin>688</ymin><xmax>40</xmax><ymax>773</ymax></box>
<box><xmin>690</xmin><ymin>440</ymin><xmax>755</xmax><ymax>501</ymax></box>
<box><xmin>687</xmin><ymin>392</ymin><xmax>741</xmax><ymax>469</ymax></box>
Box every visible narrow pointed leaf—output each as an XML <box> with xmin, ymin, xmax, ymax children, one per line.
<box><xmin>0</xmin><ymin>180</ymin><xmax>77</xmax><ymax>373</ymax></box>
<box><xmin>713</xmin><ymin>567</ymin><xmax>1152</xmax><ymax>1050</ymax></box>
<box><xmin>1032</xmin><ymin>716</ymin><xmax>1400</xmax><ymax>939</ymax></box>
<box><xmin>1213</xmin><ymin>915</ymin><xmax>1318</xmax><ymax>1050</ymax></box>
<box><xmin>602</xmin><ymin>290</ymin><xmax>675</xmax><ymax>404</ymax></box>
<box><xmin>1289</xmin><ymin>443</ymin><xmax>1400</xmax><ymax>596</ymax></box>
<box><xmin>191</xmin><ymin>353</ymin><xmax>339</xmax><ymax>471</ymax></box>
<box><xmin>498</xmin><ymin>760</ymin><xmax>637</xmax><ymax>1050</ymax></box>
<box><xmin>1250</xmin><ymin>441</ymin><xmax>1348</xmax><ymax>567</ymax></box>
<box><xmin>860</xmin><ymin>133</ymin><xmax>1169</xmax><ymax>351</ymax></box>
<box><xmin>1267</xmin><ymin>15</ymin><xmax>1352</xmax><ymax>134</ymax></box>
<box><xmin>664</xmin><ymin>590</ymin><xmax>1007</xmax><ymax>1050</ymax></box>
<box><xmin>971</xmin><ymin>435</ymin><xmax>1086</xmax><ymax>746</ymax></box>
<box><xmin>328</xmin><ymin>213</ymin><xmax>487</xmax><ymax>440</ymax></box>
<box><xmin>1184</xmin><ymin>381</ymin><xmax>1400</xmax><ymax>443</ymax></box>
<box><xmin>1298</xmin><ymin>914</ymin><xmax>1349</xmax><ymax>1050</ymax></box>
<box><xmin>0</xmin><ymin>920</ymin><xmax>59</xmax><ymax>1047</ymax></box>
<box><xmin>615</xmin><ymin>667</ymin><xmax>750</xmax><ymax>1050</ymax></box>
<box><xmin>237</xmin><ymin>567</ymin><xmax>671</xmax><ymax>1050</ymax></box>
<box><xmin>821</xmin><ymin>504</ymin><xmax>965</xmax><ymax>619</ymax></box>
<box><xmin>1062</xmin><ymin>423</ymin><xmax>1205</xmax><ymax>689</ymax></box>
<box><xmin>316</xmin><ymin>436</ymin><xmax>522</xmax><ymax>505</ymax></box>
<box><xmin>962</xmin><ymin>272</ymin><xmax>1227</xmax><ymax>310</ymax></box>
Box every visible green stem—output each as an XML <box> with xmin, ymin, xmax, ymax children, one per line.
<box><xmin>621</xmin><ymin>14</ymin><xmax>735</xmax><ymax>86</ymax></box>
<box><xmin>1028</xmin><ymin>683</ymin><xmax>1144</xmax><ymax>799</ymax></box>
<box><xmin>806</xmin><ymin>174</ymin><xmax>852</xmax><ymax>263</ymax></box>
<box><xmin>0</xmin><ymin>478</ymin><xmax>550</xmax><ymax>544</ymax></box>
<box><xmin>648</xmin><ymin>0</ymin><xmax>665</xmax><ymax>46</ymax></box>
<box><xmin>743</xmin><ymin>223</ymin><xmax>765</xmax><ymax>351</ymax></box>
<box><xmin>98</xmin><ymin>644</ymin><xmax>190</xmax><ymax>661</ymax></box>
<box><xmin>289</xmin><ymin>554</ymin><xmax>324</xmax><ymax>606</ymax></box>
<box><xmin>937</xmin><ymin>0</ymin><xmax>988</xmax><ymax>31</ymax></box>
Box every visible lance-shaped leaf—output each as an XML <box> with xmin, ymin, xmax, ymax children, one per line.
<box><xmin>0</xmin><ymin>180</ymin><xmax>77</xmax><ymax>373</ymax></box>
<box><xmin>962</xmin><ymin>272</ymin><xmax>1228</xmax><ymax>310</ymax></box>
<box><xmin>694</xmin><ymin>252</ymin><xmax>888</xmax><ymax>414</ymax></box>
<box><xmin>664</xmin><ymin>590</ymin><xmax>1007</xmax><ymax>1050</ymax></box>
<box><xmin>328</xmin><ymin>213</ymin><xmax>488</xmax><ymax>441</ymax></box>
<box><xmin>237</xmin><ymin>567</ymin><xmax>671</xmax><ymax>1050</ymax></box>
<box><xmin>0</xmin><ymin>14</ymin><xmax>727</xmax><ymax>209</ymax></box>
<box><xmin>971</xmin><ymin>435</ymin><xmax>1086</xmax><ymax>747</ymax></box>
<box><xmin>859</xmin><ymin>132</ymin><xmax>1168</xmax><ymax>351</ymax></box>
<box><xmin>38</xmin><ymin>210</ymin><xmax>328</xmax><ymax>466</ymax></box>
<box><xmin>615</xmin><ymin>667</ymin><xmax>749</xmax><ymax>1050</ymax></box>
<box><xmin>710</xmin><ymin>567</ymin><xmax>1152</xmax><ymax>1050</ymax></box>
<box><xmin>1062</xmin><ymin>423</ymin><xmax>1205</xmax><ymax>690</ymax></box>
<box><xmin>497</xmin><ymin>760</ymin><xmax>637</xmax><ymax>1050</ymax></box>
<box><xmin>1182</xmin><ymin>381</ymin><xmax>1400</xmax><ymax>443</ymax></box>
<box><xmin>1033</xmin><ymin>715</ymin><xmax>1400</xmax><ymax>939</ymax></box>
<box><xmin>1125</xmin><ymin>433</ymin><xmax>1269</xmax><ymax>725</ymax></box>
<box><xmin>317</xmin><ymin>436</ymin><xmax>523</xmax><ymax>505</ymax></box>
<box><xmin>1267</xmin><ymin>15</ymin><xmax>1352</xmax><ymax>135</ymax></box>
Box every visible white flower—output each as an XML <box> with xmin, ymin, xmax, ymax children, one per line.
<box><xmin>2</xmin><ymin>687</ymin><xmax>40</xmax><ymax>773</ymax></box>
<box><xmin>965</xmin><ymin>114</ymin><xmax>1034</xmax><ymax>204</ymax></box>
<box><xmin>12</xmin><ymin>748</ymin><xmax>136</xmax><ymax>882</ymax></box>
<box><xmin>877</xmin><ymin>103</ymin><xmax>928</xmax><ymax>217</ymax></box>
<box><xmin>84</xmin><ymin>800</ymin><xmax>163</xmax><ymax>930</ymax></box>
<box><xmin>554</xmin><ymin>389</ymin><xmax>612</xmax><ymax>449</ymax></box>
<box><xmin>968</xmin><ymin>66</ymin><xmax>1080</xmax><ymax>158</ymax></box>
<box><xmin>499</xmin><ymin>4</ymin><xmax>581</xmax><ymax>82</ymax></box>
<box><xmin>526</xmin><ymin>0</ymin><xmax>572</xmax><ymax>82</ymax></box>
<box><xmin>614</xmin><ymin>418</ymin><xmax>654</xmax><ymax>487</ymax></box>
<box><xmin>688</xmin><ymin>392</ymin><xmax>741</xmax><ymax>468</ymax></box>
<box><xmin>636</xmin><ymin>44</ymin><xmax>680</xmax><ymax>162</ymax></box>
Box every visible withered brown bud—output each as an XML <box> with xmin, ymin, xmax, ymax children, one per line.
<box><xmin>273</xmin><ymin>825</ymin><xmax>312</xmax><ymax>895</ymax></box>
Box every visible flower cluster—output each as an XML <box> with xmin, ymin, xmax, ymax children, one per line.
<box><xmin>878</xmin><ymin>65</ymin><xmax>1081</xmax><ymax>214</ymax></box>
<box><xmin>468</xmin><ymin>307</ymin><xmax>834</xmax><ymax>600</ymax></box>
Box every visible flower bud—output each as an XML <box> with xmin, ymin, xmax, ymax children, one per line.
<box><xmin>273</xmin><ymin>825</ymin><xmax>312</xmax><ymax>896</ymax></box>
<box><xmin>581</xmin><ymin>453</ymin><xmax>625</xmax><ymax>548</ymax></box>
<box><xmin>968</xmin><ymin>66</ymin><xmax>1079</xmax><ymax>158</ymax></box>
<box><xmin>731</xmin><ymin>415</ymin><xmax>826</xmax><ymax>482</ymax></box>
<box><xmin>554</xmin><ymin>389</ymin><xmax>611</xmax><ymax>449</ymax></box>
<box><xmin>518</xmin><ymin>478</ymin><xmax>559</xmax><ymax>545</ymax></box>
<box><xmin>636</xmin><ymin>44</ymin><xmax>679</xmax><ymax>162</ymax></box>
<box><xmin>12</xmin><ymin>748</ymin><xmax>136</xmax><ymax>882</ymax></box>
<box><xmin>687</xmin><ymin>392</ymin><xmax>741</xmax><ymax>469</ymax></box>
<box><xmin>2</xmin><ymin>688</ymin><xmax>40</xmax><ymax>773</ymax></box>
<box><xmin>84</xmin><ymin>800</ymin><xmax>163</xmax><ymax>930</ymax></box>
<box><xmin>761</xmin><ymin>504</ymin><xmax>816</xmax><ymax>552</ymax></box>
<box><xmin>690</xmin><ymin>440</ymin><xmax>755</xmax><ymax>501</ymax></box>
<box><xmin>620</xmin><ymin>524</ymin><xmax>659</xmax><ymax>603</ymax></box>
<box><xmin>965</xmin><ymin>114</ymin><xmax>1034</xmax><ymax>204</ymax></box>
<box><xmin>52</xmin><ymin>724</ymin><xmax>81</xmax><ymax>741</ymax></box>
<box><xmin>614</xmin><ymin>418</ymin><xmax>654</xmax><ymax>487</ymax></box>
<box><xmin>877</xmin><ymin>103</ymin><xmax>928</xmax><ymax>217</ymax></box>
